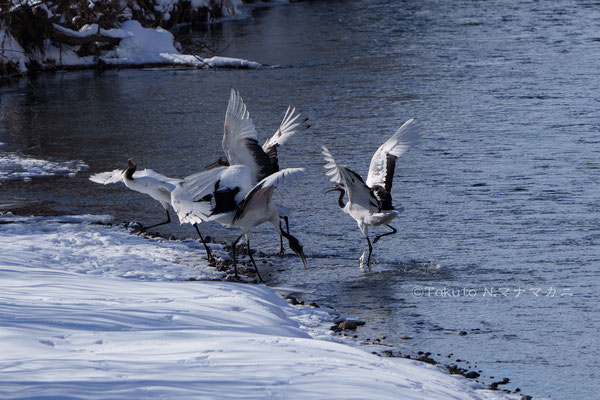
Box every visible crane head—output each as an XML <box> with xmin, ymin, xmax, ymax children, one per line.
<box><xmin>324</xmin><ymin>183</ymin><xmax>345</xmax><ymax>193</ymax></box>
<box><xmin>205</xmin><ymin>156</ymin><xmax>230</xmax><ymax>170</ymax></box>
<box><xmin>280</xmin><ymin>224</ymin><xmax>307</xmax><ymax>267</ymax></box>
<box><xmin>125</xmin><ymin>158</ymin><xmax>136</xmax><ymax>169</ymax></box>
<box><xmin>288</xmin><ymin>234</ymin><xmax>307</xmax><ymax>267</ymax></box>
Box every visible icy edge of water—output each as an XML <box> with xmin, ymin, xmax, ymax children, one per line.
<box><xmin>0</xmin><ymin>151</ymin><xmax>88</xmax><ymax>182</ymax></box>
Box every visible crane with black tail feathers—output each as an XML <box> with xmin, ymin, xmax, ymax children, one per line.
<box><xmin>171</xmin><ymin>164</ymin><xmax>307</xmax><ymax>282</ymax></box>
<box><xmin>322</xmin><ymin>118</ymin><xmax>424</xmax><ymax>269</ymax></box>
<box><xmin>206</xmin><ymin>89</ymin><xmax>310</xmax><ymax>255</ymax></box>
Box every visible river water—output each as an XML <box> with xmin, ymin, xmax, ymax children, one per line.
<box><xmin>2</xmin><ymin>1</ymin><xmax>599</xmax><ymax>398</ymax></box>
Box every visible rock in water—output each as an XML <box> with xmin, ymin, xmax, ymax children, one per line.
<box><xmin>464</xmin><ymin>371</ymin><xmax>480</xmax><ymax>379</ymax></box>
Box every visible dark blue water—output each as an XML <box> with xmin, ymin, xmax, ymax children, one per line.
<box><xmin>2</xmin><ymin>1</ymin><xmax>600</xmax><ymax>398</ymax></box>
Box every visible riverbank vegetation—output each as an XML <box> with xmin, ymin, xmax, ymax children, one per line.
<box><xmin>0</xmin><ymin>0</ymin><xmax>265</xmax><ymax>77</ymax></box>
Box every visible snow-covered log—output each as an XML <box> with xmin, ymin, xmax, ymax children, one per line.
<box><xmin>49</xmin><ymin>24</ymin><xmax>122</xmax><ymax>46</ymax></box>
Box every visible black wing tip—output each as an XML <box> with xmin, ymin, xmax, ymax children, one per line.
<box><xmin>384</xmin><ymin>153</ymin><xmax>398</xmax><ymax>192</ymax></box>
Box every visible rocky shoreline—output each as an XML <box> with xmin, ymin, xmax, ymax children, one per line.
<box><xmin>310</xmin><ymin>304</ymin><xmax>533</xmax><ymax>400</ymax></box>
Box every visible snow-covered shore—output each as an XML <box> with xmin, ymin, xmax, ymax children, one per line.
<box><xmin>0</xmin><ymin>214</ymin><xmax>515</xmax><ymax>399</ymax></box>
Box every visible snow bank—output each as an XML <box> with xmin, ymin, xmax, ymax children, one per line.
<box><xmin>0</xmin><ymin>214</ymin><xmax>221</xmax><ymax>280</ymax></box>
<box><xmin>0</xmin><ymin>151</ymin><xmax>87</xmax><ymax>182</ymax></box>
<box><xmin>100</xmin><ymin>21</ymin><xmax>260</xmax><ymax>68</ymax></box>
<box><xmin>202</xmin><ymin>55</ymin><xmax>262</xmax><ymax>68</ymax></box>
<box><xmin>0</xmin><ymin>216</ymin><xmax>513</xmax><ymax>399</ymax></box>
<box><xmin>1</xmin><ymin>1</ymin><xmax>262</xmax><ymax>74</ymax></box>
<box><xmin>102</xmin><ymin>20</ymin><xmax>178</xmax><ymax>64</ymax></box>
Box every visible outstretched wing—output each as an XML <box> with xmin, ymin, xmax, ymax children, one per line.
<box><xmin>89</xmin><ymin>168</ymin><xmax>180</xmax><ymax>186</ymax></box>
<box><xmin>134</xmin><ymin>169</ymin><xmax>180</xmax><ymax>185</ymax></box>
<box><xmin>222</xmin><ymin>88</ymin><xmax>274</xmax><ymax>184</ymax></box>
<box><xmin>262</xmin><ymin>106</ymin><xmax>309</xmax><ymax>172</ymax></box>
<box><xmin>171</xmin><ymin>167</ymin><xmax>229</xmax><ymax>225</ymax></box>
<box><xmin>170</xmin><ymin>187</ymin><xmax>212</xmax><ymax>225</ymax></box>
<box><xmin>322</xmin><ymin>146</ymin><xmax>379</xmax><ymax>213</ymax></box>
<box><xmin>181</xmin><ymin>166</ymin><xmax>232</xmax><ymax>200</ymax></box>
<box><xmin>366</xmin><ymin>118</ymin><xmax>423</xmax><ymax>191</ymax></box>
<box><xmin>233</xmin><ymin>167</ymin><xmax>305</xmax><ymax>222</ymax></box>
<box><xmin>89</xmin><ymin>169</ymin><xmax>123</xmax><ymax>185</ymax></box>
<box><xmin>172</xmin><ymin>165</ymin><xmax>252</xmax><ymax>225</ymax></box>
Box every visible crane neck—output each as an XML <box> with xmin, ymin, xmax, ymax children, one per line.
<box><xmin>124</xmin><ymin>164</ymin><xmax>136</xmax><ymax>180</ymax></box>
<box><xmin>336</xmin><ymin>188</ymin><xmax>346</xmax><ymax>209</ymax></box>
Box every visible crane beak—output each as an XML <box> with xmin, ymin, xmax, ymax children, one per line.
<box><xmin>324</xmin><ymin>185</ymin><xmax>338</xmax><ymax>193</ymax></box>
<box><xmin>205</xmin><ymin>160</ymin><xmax>221</xmax><ymax>170</ymax></box>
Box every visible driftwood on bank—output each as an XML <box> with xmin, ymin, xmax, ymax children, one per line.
<box><xmin>48</xmin><ymin>24</ymin><xmax>121</xmax><ymax>47</ymax></box>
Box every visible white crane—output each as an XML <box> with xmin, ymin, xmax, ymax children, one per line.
<box><xmin>170</xmin><ymin>164</ymin><xmax>307</xmax><ymax>282</ymax></box>
<box><xmin>206</xmin><ymin>88</ymin><xmax>309</xmax><ymax>254</ymax></box>
<box><xmin>322</xmin><ymin>118</ymin><xmax>424</xmax><ymax>269</ymax></box>
<box><xmin>89</xmin><ymin>158</ymin><xmax>214</xmax><ymax>260</ymax></box>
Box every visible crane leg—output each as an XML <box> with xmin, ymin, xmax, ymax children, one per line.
<box><xmin>231</xmin><ymin>235</ymin><xmax>243</xmax><ymax>281</ymax></box>
<box><xmin>373</xmin><ymin>225</ymin><xmax>397</xmax><ymax>244</ymax></box>
<box><xmin>246</xmin><ymin>237</ymin><xmax>265</xmax><ymax>283</ymax></box>
<box><xmin>279</xmin><ymin>234</ymin><xmax>285</xmax><ymax>256</ymax></box>
<box><xmin>278</xmin><ymin>216</ymin><xmax>289</xmax><ymax>256</ymax></box>
<box><xmin>282</xmin><ymin>216</ymin><xmax>290</xmax><ymax>234</ymax></box>
<box><xmin>366</xmin><ymin>236</ymin><xmax>373</xmax><ymax>270</ymax></box>
<box><xmin>194</xmin><ymin>224</ymin><xmax>214</xmax><ymax>261</ymax></box>
<box><xmin>136</xmin><ymin>209</ymin><xmax>171</xmax><ymax>234</ymax></box>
